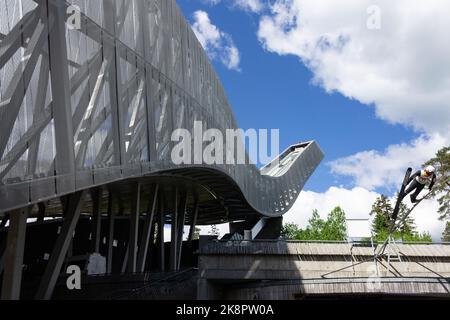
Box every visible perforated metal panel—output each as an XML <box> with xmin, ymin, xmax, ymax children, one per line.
<box><xmin>0</xmin><ymin>0</ymin><xmax>323</xmax><ymax>217</ymax></box>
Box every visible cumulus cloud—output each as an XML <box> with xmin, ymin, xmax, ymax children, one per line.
<box><xmin>257</xmin><ymin>0</ymin><xmax>450</xmax><ymax>134</ymax></box>
<box><xmin>257</xmin><ymin>1</ymin><xmax>449</xmax><ymax>234</ymax></box>
<box><xmin>201</xmin><ymin>0</ymin><xmax>264</xmax><ymax>13</ymax></box>
<box><xmin>329</xmin><ymin>134</ymin><xmax>449</xmax><ymax>191</ymax></box>
<box><xmin>285</xmin><ymin>186</ymin><xmax>379</xmax><ymax>224</ymax></box>
<box><xmin>285</xmin><ymin>186</ymin><xmax>446</xmax><ymax>242</ymax></box>
<box><xmin>233</xmin><ymin>0</ymin><xmax>264</xmax><ymax>12</ymax></box>
<box><xmin>192</xmin><ymin>10</ymin><xmax>241</xmax><ymax>71</ymax></box>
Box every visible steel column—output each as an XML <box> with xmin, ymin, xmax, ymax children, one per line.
<box><xmin>137</xmin><ymin>184</ymin><xmax>159</xmax><ymax>273</ymax></box>
<box><xmin>170</xmin><ymin>188</ymin><xmax>178</xmax><ymax>271</ymax></box>
<box><xmin>177</xmin><ymin>190</ymin><xmax>187</xmax><ymax>270</ymax></box>
<box><xmin>90</xmin><ymin>188</ymin><xmax>102</xmax><ymax>253</ymax></box>
<box><xmin>158</xmin><ymin>195</ymin><xmax>165</xmax><ymax>271</ymax></box>
<box><xmin>0</xmin><ymin>238</ymin><xmax>5</xmax><ymax>276</ymax></box>
<box><xmin>106</xmin><ymin>191</ymin><xmax>115</xmax><ymax>274</ymax></box>
<box><xmin>121</xmin><ymin>245</ymin><xmax>129</xmax><ymax>274</ymax></box>
<box><xmin>127</xmin><ymin>183</ymin><xmax>141</xmax><ymax>273</ymax></box>
<box><xmin>188</xmin><ymin>198</ymin><xmax>199</xmax><ymax>243</ymax></box>
<box><xmin>1</xmin><ymin>209</ymin><xmax>28</xmax><ymax>300</ymax></box>
<box><xmin>37</xmin><ymin>203</ymin><xmax>46</xmax><ymax>223</ymax></box>
<box><xmin>47</xmin><ymin>0</ymin><xmax>76</xmax><ymax>192</ymax></box>
<box><xmin>35</xmin><ymin>191</ymin><xmax>85</xmax><ymax>300</ymax></box>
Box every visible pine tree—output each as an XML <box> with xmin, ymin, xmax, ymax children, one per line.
<box><xmin>424</xmin><ymin>146</ymin><xmax>450</xmax><ymax>220</ymax></box>
<box><xmin>370</xmin><ymin>195</ymin><xmax>432</xmax><ymax>242</ymax></box>
<box><xmin>442</xmin><ymin>222</ymin><xmax>450</xmax><ymax>242</ymax></box>
<box><xmin>370</xmin><ymin>195</ymin><xmax>392</xmax><ymax>235</ymax></box>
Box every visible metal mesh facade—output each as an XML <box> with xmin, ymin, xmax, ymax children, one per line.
<box><xmin>0</xmin><ymin>0</ymin><xmax>324</xmax><ymax>217</ymax></box>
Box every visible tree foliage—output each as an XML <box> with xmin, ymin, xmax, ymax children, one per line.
<box><xmin>424</xmin><ymin>146</ymin><xmax>450</xmax><ymax>220</ymax></box>
<box><xmin>281</xmin><ymin>207</ymin><xmax>347</xmax><ymax>241</ymax></box>
<box><xmin>442</xmin><ymin>222</ymin><xmax>450</xmax><ymax>242</ymax></box>
<box><xmin>370</xmin><ymin>195</ymin><xmax>432</xmax><ymax>242</ymax></box>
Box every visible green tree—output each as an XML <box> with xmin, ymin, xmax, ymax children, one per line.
<box><xmin>281</xmin><ymin>207</ymin><xmax>347</xmax><ymax>241</ymax></box>
<box><xmin>322</xmin><ymin>207</ymin><xmax>347</xmax><ymax>240</ymax></box>
<box><xmin>193</xmin><ymin>227</ymin><xmax>201</xmax><ymax>240</ymax></box>
<box><xmin>424</xmin><ymin>146</ymin><xmax>450</xmax><ymax>220</ymax></box>
<box><xmin>370</xmin><ymin>195</ymin><xmax>392</xmax><ymax>235</ymax></box>
<box><xmin>370</xmin><ymin>195</ymin><xmax>432</xmax><ymax>242</ymax></box>
<box><xmin>280</xmin><ymin>223</ymin><xmax>301</xmax><ymax>239</ymax></box>
<box><xmin>442</xmin><ymin>222</ymin><xmax>450</xmax><ymax>242</ymax></box>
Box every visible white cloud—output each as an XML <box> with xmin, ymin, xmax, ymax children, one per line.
<box><xmin>329</xmin><ymin>134</ymin><xmax>449</xmax><ymax>191</ymax></box>
<box><xmin>286</xmin><ymin>186</ymin><xmax>446</xmax><ymax>242</ymax></box>
<box><xmin>285</xmin><ymin>186</ymin><xmax>379</xmax><ymax>224</ymax></box>
<box><xmin>257</xmin><ymin>0</ymin><xmax>450</xmax><ymax>134</ymax></box>
<box><xmin>232</xmin><ymin>0</ymin><xmax>264</xmax><ymax>12</ymax></box>
<box><xmin>192</xmin><ymin>10</ymin><xmax>241</xmax><ymax>71</ymax></box>
<box><xmin>201</xmin><ymin>0</ymin><xmax>264</xmax><ymax>13</ymax></box>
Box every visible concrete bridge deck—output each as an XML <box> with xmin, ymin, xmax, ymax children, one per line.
<box><xmin>197</xmin><ymin>241</ymin><xmax>450</xmax><ymax>299</ymax></box>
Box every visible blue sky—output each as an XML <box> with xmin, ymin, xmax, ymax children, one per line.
<box><xmin>178</xmin><ymin>1</ymin><xmax>415</xmax><ymax>193</ymax></box>
<box><xmin>177</xmin><ymin>0</ymin><xmax>449</xmax><ymax>239</ymax></box>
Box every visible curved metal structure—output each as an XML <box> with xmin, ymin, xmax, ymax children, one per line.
<box><xmin>0</xmin><ymin>0</ymin><xmax>323</xmax><ymax>300</ymax></box>
<box><xmin>0</xmin><ymin>0</ymin><xmax>323</xmax><ymax>218</ymax></box>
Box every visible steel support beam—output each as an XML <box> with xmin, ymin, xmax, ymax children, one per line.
<box><xmin>37</xmin><ymin>203</ymin><xmax>46</xmax><ymax>223</ymax></box>
<box><xmin>170</xmin><ymin>188</ymin><xmax>178</xmax><ymax>271</ymax></box>
<box><xmin>106</xmin><ymin>191</ymin><xmax>115</xmax><ymax>274</ymax></box>
<box><xmin>90</xmin><ymin>188</ymin><xmax>102</xmax><ymax>253</ymax></box>
<box><xmin>47</xmin><ymin>0</ymin><xmax>76</xmax><ymax>191</ymax></box>
<box><xmin>127</xmin><ymin>183</ymin><xmax>141</xmax><ymax>273</ymax></box>
<box><xmin>137</xmin><ymin>184</ymin><xmax>159</xmax><ymax>273</ymax></box>
<box><xmin>188</xmin><ymin>198</ymin><xmax>199</xmax><ymax>243</ymax></box>
<box><xmin>158</xmin><ymin>195</ymin><xmax>165</xmax><ymax>272</ymax></box>
<box><xmin>0</xmin><ymin>12</ymin><xmax>48</xmax><ymax>160</ymax></box>
<box><xmin>35</xmin><ymin>191</ymin><xmax>85</xmax><ymax>300</ymax></box>
<box><xmin>0</xmin><ymin>238</ymin><xmax>6</xmax><ymax>276</ymax></box>
<box><xmin>147</xmin><ymin>213</ymin><xmax>157</xmax><ymax>271</ymax></box>
<box><xmin>121</xmin><ymin>245</ymin><xmax>128</xmax><ymax>274</ymax></box>
<box><xmin>1</xmin><ymin>209</ymin><xmax>28</xmax><ymax>300</ymax></box>
<box><xmin>177</xmin><ymin>190</ymin><xmax>187</xmax><ymax>270</ymax></box>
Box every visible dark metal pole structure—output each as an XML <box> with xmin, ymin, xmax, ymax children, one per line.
<box><xmin>127</xmin><ymin>183</ymin><xmax>141</xmax><ymax>273</ymax></box>
<box><xmin>188</xmin><ymin>197</ymin><xmax>199</xmax><ymax>243</ymax></box>
<box><xmin>1</xmin><ymin>209</ymin><xmax>28</xmax><ymax>300</ymax></box>
<box><xmin>91</xmin><ymin>188</ymin><xmax>102</xmax><ymax>253</ymax></box>
<box><xmin>158</xmin><ymin>195</ymin><xmax>165</xmax><ymax>272</ymax></box>
<box><xmin>137</xmin><ymin>184</ymin><xmax>159</xmax><ymax>273</ymax></box>
<box><xmin>106</xmin><ymin>191</ymin><xmax>116</xmax><ymax>274</ymax></box>
<box><xmin>35</xmin><ymin>191</ymin><xmax>85</xmax><ymax>300</ymax></box>
<box><xmin>37</xmin><ymin>203</ymin><xmax>46</xmax><ymax>223</ymax></box>
<box><xmin>177</xmin><ymin>190</ymin><xmax>188</xmax><ymax>270</ymax></box>
<box><xmin>170</xmin><ymin>187</ymin><xmax>178</xmax><ymax>271</ymax></box>
<box><xmin>0</xmin><ymin>238</ymin><xmax>6</xmax><ymax>276</ymax></box>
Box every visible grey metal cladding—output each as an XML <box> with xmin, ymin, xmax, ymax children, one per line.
<box><xmin>0</xmin><ymin>0</ymin><xmax>324</xmax><ymax>217</ymax></box>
